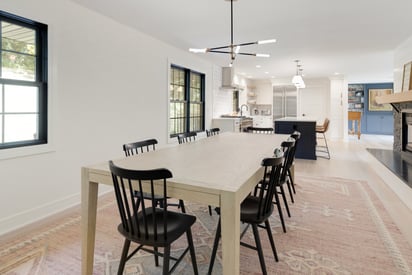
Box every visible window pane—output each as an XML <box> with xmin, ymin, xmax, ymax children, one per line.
<box><xmin>170</xmin><ymin>66</ymin><xmax>204</xmax><ymax>136</ymax></box>
<box><xmin>190</xmin><ymin>74</ymin><xmax>200</xmax><ymax>88</ymax></box>
<box><xmin>4</xmin><ymin>85</ymin><xmax>38</xmax><ymax>112</ymax></box>
<box><xmin>0</xmin><ymin>115</ymin><xmax>2</xmax><ymax>142</ymax></box>
<box><xmin>4</xmin><ymin>114</ymin><xmax>38</xmax><ymax>142</ymax></box>
<box><xmin>0</xmin><ymin>85</ymin><xmax>2</xmax><ymax>112</ymax></box>
<box><xmin>2</xmin><ymin>51</ymin><xmax>35</xmax><ymax>81</ymax></box>
<box><xmin>2</xmin><ymin>22</ymin><xmax>36</xmax><ymax>54</ymax></box>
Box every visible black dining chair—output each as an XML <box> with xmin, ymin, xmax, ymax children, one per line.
<box><xmin>206</xmin><ymin>128</ymin><xmax>220</xmax><ymax>137</ymax></box>
<box><xmin>109</xmin><ymin>161</ymin><xmax>199</xmax><ymax>275</ymax></box>
<box><xmin>208</xmin><ymin>155</ymin><xmax>284</xmax><ymax>275</ymax></box>
<box><xmin>205</xmin><ymin>128</ymin><xmax>220</xmax><ymax>215</ymax></box>
<box><xmin>122</xmin><ymin>139</ymin><xmax>186</xmax><ymax>213</ymax></box>
<box><xmin>123</xmin><ymin>138</ymin><xmax>158</xmax><ymax>156</ymax></box>
<box><xmin>281</xmin><ymin>138</ymin><xmax>296</xmax><ymax>205</ymax></box>
<box><xmin>177</xmin><ymin>131</ymin><xmax>197</xmax><ymax>144</ymax></box>
<box><xmin>246</xmin><ymin>126</ymin><xmax>274</xmax><ymax>134</ymax></box>
<box><xmin>253</xmin><ymin>140</ymin><xmax>295</xmax><ymax>234</ymax></box>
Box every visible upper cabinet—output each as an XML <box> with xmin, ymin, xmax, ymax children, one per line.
<box><xmin>348</xmin><ymin>84</ymin><xmax>364</xmax><ymax>112</ymax></box>
<box><xmin>247</xmin><ymin>87</ymin><xmax>257</xmax><ymax>105</ymax></box>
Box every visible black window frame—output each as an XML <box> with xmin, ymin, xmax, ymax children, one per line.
<box><xmin>169</xmin><ymin>64</ymin><xmax>205</xmax><ymax>137</ymax></box>
<box><xmin>0</xmin><ymin>10</ymin><xmax>48</xmax><ymax>150</ymax></box>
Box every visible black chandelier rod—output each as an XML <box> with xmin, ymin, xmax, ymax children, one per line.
<box><xmin>231</xmin><ymin>0</ymin><xmax>234</xmax><ymax>46</ymax></box>
<box><xmin>209</xmin><ymin>50</ymin><xmax>257</xmax><ymax>56</ymax></box>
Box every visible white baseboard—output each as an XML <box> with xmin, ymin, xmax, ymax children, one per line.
<box><xmin>0</xmin><ymin>188</ymin><xmax>112</xmax><ymax>237</ymax></box>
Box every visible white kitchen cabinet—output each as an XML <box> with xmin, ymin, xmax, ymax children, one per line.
<box><xmin>247</xmin><ymin>89</ymin><xmax>257</xmax><ymax>104</ymax></box>
<box><xmin>212</xmin><ymin>118</ymin><xmax>241</xmax><ymax>132</ymax></box>
<box><xmin>252</xmin><ymin>115</ymin><xmax>273</xmax><ymax>128</ymax></box>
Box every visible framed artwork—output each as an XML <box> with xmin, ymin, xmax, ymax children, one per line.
<box><xmin>368</xmin><ymin>89</ymin><xmax>393</xmax><ymax>111</ymax></box>
<box><xmin>402</xmin><ymin>62</ymin><xmax>412</xmax><ymax>92</ymax></box>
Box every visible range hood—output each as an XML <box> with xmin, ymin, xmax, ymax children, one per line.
<box><xmin>221</xmin><ymin>67</ymin><xmax>243</xmax><ymax>90</ymax></box>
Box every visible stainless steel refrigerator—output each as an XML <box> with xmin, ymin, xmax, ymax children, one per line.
<box><xmin>273</xmin><ymin>85</ymin><xmax>297</xmax><ymax>119</ymax></box>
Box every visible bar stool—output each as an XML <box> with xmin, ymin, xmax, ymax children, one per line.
<box><xmin>316</xmin><ymin>118</ymin><xmax>330</xmax><ymax>159</ymax></box>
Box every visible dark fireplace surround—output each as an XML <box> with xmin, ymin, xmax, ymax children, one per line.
<box><xmin>368</xmin><ymin>101</ymin><xmax>412</xmax><ymax>187</ymax></box>
<box><xmin>394</xmin><ymin>102</ymin><xmax>412</xmax><ymax>153</ymax></box>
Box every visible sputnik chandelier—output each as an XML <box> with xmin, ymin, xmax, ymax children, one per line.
<box><xmin>189</xmin><ymin>0</ymin><xmax>276</xmax><ymax>66</ymax></box>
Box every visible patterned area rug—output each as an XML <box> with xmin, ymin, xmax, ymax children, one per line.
<box><xmin>1</xmin><ymin>175</ymin><xmax>412</xmax><ymax>274</ymax></box>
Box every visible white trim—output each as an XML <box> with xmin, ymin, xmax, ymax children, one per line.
<box><xmin>0</xmin><ymin>192</ymin><xmax>80</xmax><ymax>236</ymax></box>
<box><xmin>0</xmin><ymin>143</ymin><xmax>55</xmax><ymax>161</ymax></box>
<box><xmin>0</xmin><ymin>189</ymin><xmax>112</xmax><ymax>236</ymax></box>
<box><xmin>0</xmin><ymin>20</ymin><xmax>56</xmax><ymax>161</ymax></box>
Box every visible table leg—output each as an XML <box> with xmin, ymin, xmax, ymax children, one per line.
<box><xmin>81</xmin><ymin>167</ymin><xmax>99</xmax><ymax>275</ymax></box>
<box><xmin>352</xmin><ymin>120</ymin><xmax>355</xmax><ymax>135</ymax></box>
<box><xmin>220</xmin><ymin>191</ymin><xmax>240</xmax><ymax>275</ymax></box>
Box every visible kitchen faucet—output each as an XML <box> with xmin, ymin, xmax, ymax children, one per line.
<box><xmin>240</xmin><ymin>104</ymin><xmax>248</xmax><ymax>117</ymax></box>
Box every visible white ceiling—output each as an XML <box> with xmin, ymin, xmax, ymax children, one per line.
<box><xmin>70</xmin><ymin>0</ymin><xmax>412</xmax><ymax>83</ymax></box>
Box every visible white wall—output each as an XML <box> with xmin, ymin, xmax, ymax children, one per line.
<box><xmin>271</xmin><ymin>77</ymin><xmax>331</xmax><ymax>123</ymax></box>
<box><xmin>250</xmin><ymin>79</ymin><xmax>272</xmax><ymax>105</ymax></box>
<box><xmin>212</xmin><ymin>67</ymin><xmax>249</xmax><ymax>117</ymax></box>
<box><xmin>298</xmin><ymin>78</ymin><xmax>330</xmax><ymax>124</ymax></box>
<box><xmin>0</xmin><ymin>0</ymin><xmax>216</xmax><ymax>235</ymax></box>
<box><xmin>394</xmin><ymin>36</ymin><xmax>412</xmax><ymax>93</ymax></box>
<box><xmin>329</xmin><ymin>77</ymin><xmax>348</xmax><ymax>139</ymax></box>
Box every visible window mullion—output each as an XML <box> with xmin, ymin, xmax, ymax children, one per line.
<box><xmin>185</xmin><ymin>69</ymin><xmax>190</xmax><ymax>132</ymax></box>
<box><xmin>0</xmin><ymin>19</ymin><xmax>2</xmax><ymax>78</ymax></box>
<box><xmin>1</xmin><ymin>84</ymin><xmax>4</xmax><ymax>143</ymax></box>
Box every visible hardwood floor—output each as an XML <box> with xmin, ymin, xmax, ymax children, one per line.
<box><xmin>295</xmin><ymin>134</ymin><xmax>412</xmax><ymax>247</ymax></box>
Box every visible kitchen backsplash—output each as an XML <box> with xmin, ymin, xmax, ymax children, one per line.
<box><xmin>250</xmin><ymin>104</ymin><xmax>272</xmax><ymax>116</ymax></box>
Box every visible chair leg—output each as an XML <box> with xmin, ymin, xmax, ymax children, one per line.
<box><xmin>118</xmin><ymin>239</ymin><xmax>131</xmax><ymax>275</ymax></box>
<box><xmin>287</xmin><ymin>168</ymin><xmax>296</xmax><ymax>194</ymax></box>
<box><xmin>273</xmin><ymin>189</ymin><xmax>286</xmax><ymax>233</ymax></box>
<box><xmin>179</xmin><ymin>199</ymin><xmax>186</xmax><ymax>213</ymax></box>
<box><xmin>279</xmin><ymin>184</ymin><xmax>291</xmax><ymax>217</ymax></box>
<box><xmin>323</xmin><ymin>132</ymin><xmax>330</xmax><ymax>159</ymax></box>
<box><xmin>154</xmin><ymin>246</ymin><xmax>159</xmax><ymax>266</ymax></box>
<box><xmin>264</xmin><ymin>220</ymin><xmax>278</xmax><ymax>262</ymax></box>
<box><xmin>208</xmin><ymin>205</ymin><xmax>213</xmax><ymax>216</ymax></box>
<box><xmin>186</xmin><ymin>229</ymin><xmax>199</xmax><ymax>275</ymax></box>
<box><xmin>163</xmin><ymin>245</ymin><xmax>171</xmax><ymax>275</ymax></box>
<box><xmin>316</xmin><ymin>132</ymin><xmax>331</xmax><ymax>159</ymax></box>
<box><xmin>208</xmin><ymin>219</ymin><xmax>221</xmax><ymax>275</ymax></box>
<box><xmin>285</xmin><ymin>178</ymin><xmax>295</xmax><ymax>203</ymax></box>
<box><xmin>252</xmin><ymin>224</ymin><xmax>267</xmax><ymax>275</ymax></box>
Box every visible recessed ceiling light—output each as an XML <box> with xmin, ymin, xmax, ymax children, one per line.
<box><xmin>264</xmin><ymin>71</ymin><xmax>269</xmax><ymax>74</ymax></box>
<box><xmin>256</xmin><ymin>65</ymin><xmax>261</xmax><ymax>68</ymax></box>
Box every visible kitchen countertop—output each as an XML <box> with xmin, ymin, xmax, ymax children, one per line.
<box><xmin>275</xmin><ymin>116</ymin><xmax>317</xmax><ymax>122</ymax></box>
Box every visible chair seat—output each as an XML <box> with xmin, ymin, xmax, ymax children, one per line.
<box><xmin>316</xmin><ymin>126</ymin><xmax>325</xmax><ymax>132</ymax></box>
<box><xmin>214</xmin><ymin>195</ymin><xmax>274</xmax><ymax>224</ymax></box>
<box><xmin>118</xmin><ymin>207</ymin><xmax>196</xmax><ymax>247</ymax></box>
<box><xmin>240</xmin><ymin>195</ymin><xmax>274</xmax><ymax>224</ymax></box>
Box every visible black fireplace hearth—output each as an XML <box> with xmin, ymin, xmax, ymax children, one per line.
<box><xmin>367</xmin><ymin>148</ymin><xmax>412</xmax><ymax>187</ymax></box>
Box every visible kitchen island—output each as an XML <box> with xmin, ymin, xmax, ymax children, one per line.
<box><xmin>274</xmin><ymin>117</ymin><xmax>317</xmax><ymax>160</ymax></box>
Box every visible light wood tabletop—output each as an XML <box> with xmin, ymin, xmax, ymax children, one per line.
<box><xmin>81</xmin><ymin>131</ymin><xmax>289</xmax><ymax>275</ymax></box>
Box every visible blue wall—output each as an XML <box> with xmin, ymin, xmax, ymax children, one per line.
<box><xmin>349</xmin><ymin>82</ymin><xmax>394</xmax><ymax>135</ymax></box>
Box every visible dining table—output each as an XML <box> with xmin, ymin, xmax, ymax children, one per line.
<box><xmin>81</xmin><ymin>131</ymin><xmax>290</xmax><ymax>274</ymax></box>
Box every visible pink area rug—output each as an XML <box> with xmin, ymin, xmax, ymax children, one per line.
<box><xmin>1</xmin><ymin>175</ymin><xmax>411</xmax><ymax>274</ymax></box>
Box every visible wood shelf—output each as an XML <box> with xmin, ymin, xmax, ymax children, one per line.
<box><xmin>375</xmin><ymin>91</ymin><xmax>412</xmax><ymax>104</ymax></box>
